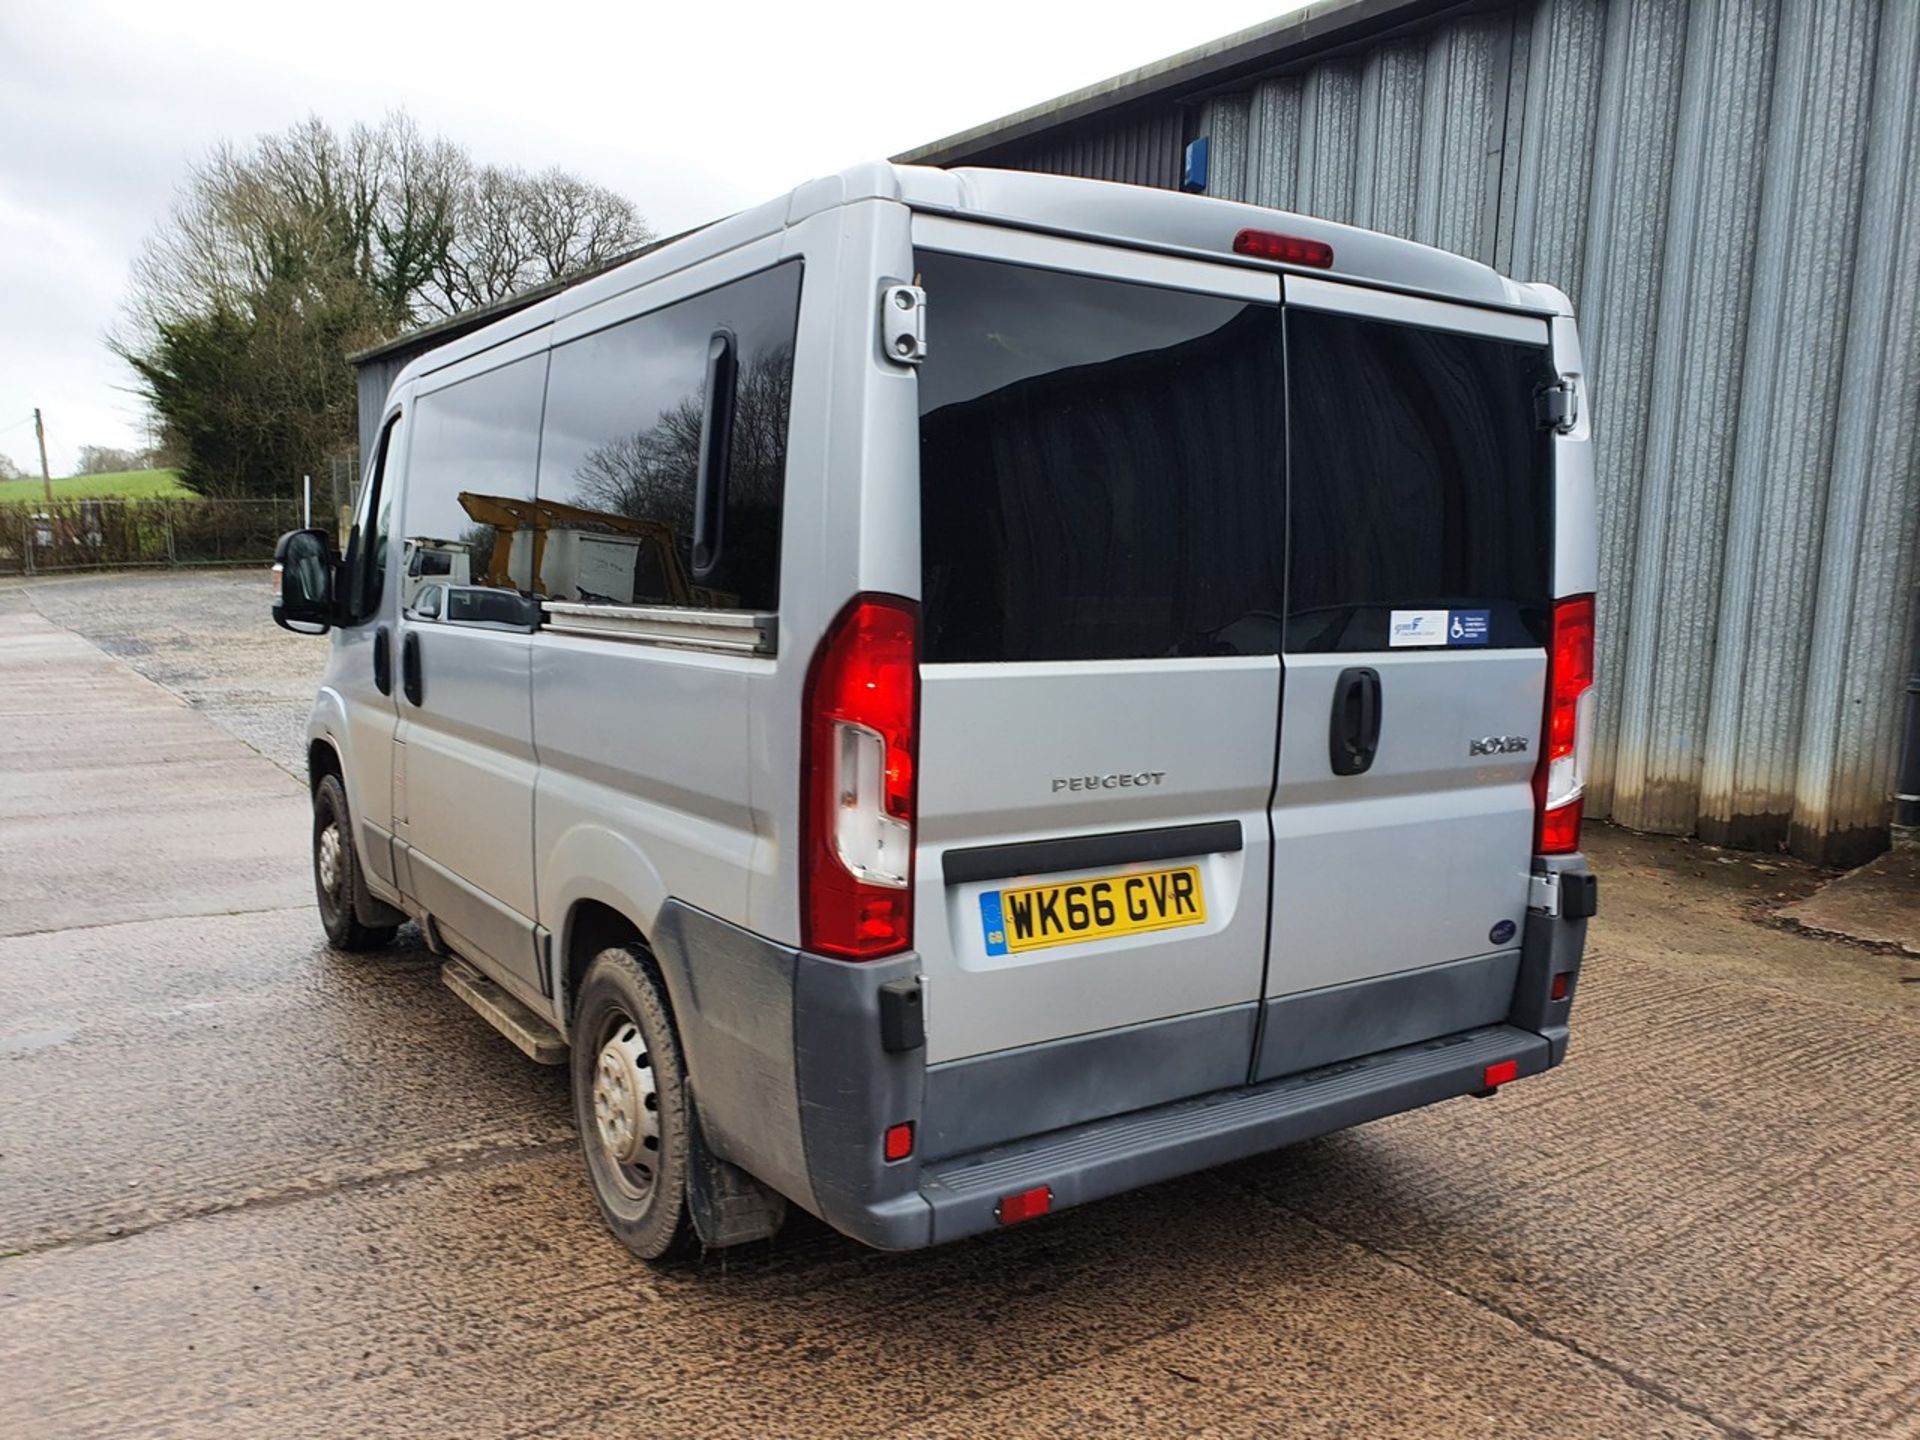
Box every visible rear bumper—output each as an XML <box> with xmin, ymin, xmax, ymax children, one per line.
<box><xmin>889</xmin><ymin>1023</ymin><xmax>1549</xmax><ymax>1249</ymax></box>
<box><xmin>648</xmin><ymin>852</ymin><xmax>1591</xmax><ymax>1252</ymax></box>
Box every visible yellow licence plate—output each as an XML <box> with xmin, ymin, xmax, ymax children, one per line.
<box><xmin>980</xmin><ymin>865</ymin><xmax>1206</xmax><ymax>955</ymax></box>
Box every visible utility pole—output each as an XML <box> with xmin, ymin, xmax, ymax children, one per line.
<box><xmin>33</xmin><ymin>408</ymin><xmax>52</xmax><ymax>505</ymax></box>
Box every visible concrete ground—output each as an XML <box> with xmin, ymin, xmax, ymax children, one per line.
<box><xmin>2</xmin><ymin>571</ymin><xmax>1917</xmax><ymax>1439</ymax></box>
<box><xmin>1780</xmin><ymin>845</ymin><xmax>1920</xmax><ymax>956</ymax></box>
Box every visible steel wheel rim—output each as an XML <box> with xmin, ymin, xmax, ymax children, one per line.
<box><xmin>316</xmin><ymin>821</ymin><xmax>344</xmax><ymax>901</ymax></box>
<box><xmin>591</xmin><ymin>1019</ymin><xmax>660</xmax><ymax>1199</ymax></box>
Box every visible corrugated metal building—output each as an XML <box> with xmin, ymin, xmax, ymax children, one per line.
<box><xmin>902</xmin><ymin>0</ymin><xmax>1920</xmax><ymax>866</ymax></box>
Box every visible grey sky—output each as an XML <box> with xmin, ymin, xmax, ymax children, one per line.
<box><xmin>0</xmin><ymin>0</ymin><xmax>1307</xmax><ymax>477</ymax></box>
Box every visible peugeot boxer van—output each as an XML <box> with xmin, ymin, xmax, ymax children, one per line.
<box><xmin>272</xmin><ymin>163</ymin><xmax>1598</xmax><ymax>1260</ymax></box>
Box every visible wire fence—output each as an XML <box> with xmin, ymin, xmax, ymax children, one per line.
<box><xmin>0</xmin><ymin>498</ymin><xmax>307</xmax><ymax>576</ymax></box>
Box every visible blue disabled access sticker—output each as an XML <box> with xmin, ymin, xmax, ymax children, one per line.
<box><xmin>979</xmin><ymin>891</ymin><xmax>1009</xmax><ymax>956</ymax></box>
<box><xmin>1448</xmin><ymin>609</ymin><xmax>1491</xmax><ymax>646</ymax></box>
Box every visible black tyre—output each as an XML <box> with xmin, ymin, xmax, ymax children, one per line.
<box><xmin>571</xmin><ymin>946</ymin><xmax>697</xmax><ymax>1262</ymax></box>
<box><xmin>312</xmin><ymin>773</ymin><xmax>397</xmax><ymax>952</ymax></box>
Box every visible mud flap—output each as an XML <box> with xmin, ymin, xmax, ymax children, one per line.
<box><xmin>687</xmin><ymin>1104</ymin><xmax>787</xmax><ymax>1248</ymax></box>
<box><xmin>351</xmin><ymin>844</ymin><xmax>407</xmax><ymax>930</ymax></box>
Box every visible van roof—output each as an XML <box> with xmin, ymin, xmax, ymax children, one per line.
<box><xmin>384</xmin><ymin>161</ymin><xmax>1566</xmax><ymax>395</ymax></box>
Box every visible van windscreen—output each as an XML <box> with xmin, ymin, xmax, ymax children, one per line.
<box><xmin>915</xmin><ymin>251</ymin><xmax>1286</xmax><ymax>664</ymax></box>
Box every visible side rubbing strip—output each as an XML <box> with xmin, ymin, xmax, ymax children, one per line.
<box><xmin>941</xmin><ymin>821</ymin><xmax>1243</xmax><ymax>887</ymax></box>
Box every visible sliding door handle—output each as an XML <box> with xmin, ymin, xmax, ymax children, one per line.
<box><xmin>401</xmin><ymin>630</ymin><xmax>423</xmax><ymax>707</ymax></box>
<box><xmin>372</xmin><ymin>625</ymin><xmax>392</xmax><ymax>696</ymax></box>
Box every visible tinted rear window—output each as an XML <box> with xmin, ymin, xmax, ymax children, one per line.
<box><xmin>916</xmin><ymin>252</ymin><xmax>1286</xmax><ymax>664</ymax></box>
<box><xmin>1285</xmin><ymin>309</ymin><xmax>1555</xmax><ymax>651</ymax></box>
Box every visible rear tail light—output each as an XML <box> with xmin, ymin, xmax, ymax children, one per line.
<box><xmin>803</xmin><ymin>595</ymin><xmax>919</xmax><ymax>959</ymax></box>
<box><xmin>1535</xmin><ymin>595</ymin><xmax>1595</xmax><ymax>855</ymax></box>
<box><xmin>1232</xmin><ymin>228</ymin><xmax>1335</xmax><ymax>268</ymax></box>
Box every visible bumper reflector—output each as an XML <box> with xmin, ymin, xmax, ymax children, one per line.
<box><xmin>995</xmin><ymin>1185</ymin><xmax>1052</xmax><ymax>1226</ymax></box>
<box><xmin>1551</xmin><ymin>972</ymin><xmax>1571</xmax><ymax>1002</ymax></box>
<box><xmin>1483</xmin><ymin>1059</ymin><xmax>1519</xmax><ymax>1088</ymax></box>
<box><xmin>884</xmin><ymin>1122</ymin><xmax>914</xmax><ymax>1163</ymax></box>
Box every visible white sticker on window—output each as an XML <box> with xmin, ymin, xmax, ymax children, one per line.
<box><xmin>1388</xmin><ymin>609</ymin><xmax>1449</xmax><ymax>647</ymax></box>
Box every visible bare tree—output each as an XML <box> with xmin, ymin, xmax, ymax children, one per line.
<box><xmin>76</xmin><ymin>445</ymin><xmax>141</xmax><ymax>474</ymax></box>
<box><xmin>422</xmin><ymin>163</ymin><xmax>650</xmax><ymax>318</ymax></box>
<box><xmin>117</xmin><ymin>111</ymin><xmax>653</xmax><ymax>496</ymax></box>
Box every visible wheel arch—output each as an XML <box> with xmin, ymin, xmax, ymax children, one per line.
<box><xmin>308</xmin><ymin>736</ymin><xmax>344</xmax><ymax>792</ymax></box>
<box><xmin>561</xmin><ymin>897</ymin><xmax>650</xmax><ymax>1030</ymax></box>
<box><xmin>304</xmin><ymin>686</ymin><xmax>352</xmax><ymax>795</ymax></box>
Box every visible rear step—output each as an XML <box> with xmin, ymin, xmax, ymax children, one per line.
<box><xmin>918</xmin><ymin>1024</ymin><xmax>1549</xmax><ymax>1245</ymax></box>
<box><xmin>441</xmin><ymin>958</ymin><xmax>567</xmax><ymax>1065</ymax></box>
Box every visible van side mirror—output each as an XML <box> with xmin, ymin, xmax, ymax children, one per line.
<box><xmin>272</xmin><ymin>528</ymin><xmax>337</xmax><ymax>634</ymax></box>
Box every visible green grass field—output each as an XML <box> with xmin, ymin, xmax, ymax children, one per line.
<box><xmin>0</xmin><ymin>468</ymin><xmax>189</xmax><ymax>502</ymax></box>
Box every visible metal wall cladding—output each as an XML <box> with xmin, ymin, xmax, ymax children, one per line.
<box><xmin>976</xmin><ymin>0</ymin><xmax>1920</xmax><ymax>866</ymax></box>
<box><xmin>985</xmin><ymin>107</ymin><xmax>1189</xmax><ymax>191</ymax></box>
<box><xmin>355</xmin><ymin>355</ymin><xmax>407</xmax><ymax>471</ymax></box>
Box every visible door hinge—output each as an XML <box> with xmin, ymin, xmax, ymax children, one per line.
<box><xmin>880</xmin><ymin>282</ymin><xmax>927</xmax><ymax>366</ymax></box>
<box><xmin>1536</xmin><ymin>380</ymin><xmax>1578</xmax><ymax>433</ymax></box>
<box><xmin>1528</xmin><ymin>870</ymin><xmax>1561</xmax><ymax>916</ymax></box>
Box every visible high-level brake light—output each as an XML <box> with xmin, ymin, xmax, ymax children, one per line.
<box><xmin>802</xmin><ymin>595</ymin><xmax>919</xmax><ymax>959</ymax></box>
<box><xmin>1535</xmin><ymin>595</ymin><xmax>1595</xmax><ymax>855</ymax></box>
<box><xmin>1232</xmin><ymin>229</ymin><xmax>1335</xmax><ymax>268</ymax></box>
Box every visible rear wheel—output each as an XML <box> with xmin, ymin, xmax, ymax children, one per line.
<box><xmin>571</xmin><ymin>946</ymin><xmax>696</xmax><ymax>1262</ymax></box>
<box><xmin>312</xmin><ymin>773</ymin><xmax>397</xmax><ymax>952</ymax></box>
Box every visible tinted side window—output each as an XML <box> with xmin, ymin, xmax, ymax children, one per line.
<box><xmin>917</xmin><ymin>252</ymin><xmax>1286</xmax><ymax>663</ymax></box>
<box><xmin>536</xmin><ymin>262</ymin><xmax>801</xmax><ymax>611</ymax></box>
<box><xmin>344</xmin><ymin>412</ymin><xmax>400</xmax><ymax>622</ymax></box>
<box><xmin>1286</xmin><ymin>310</ymin><xmax>1555</xmax><ymax>651</ymax></box>
<box><xmin>403</xmin><ymin>354</ymin><xmax>548</xmax><ymax>610</ymax></box>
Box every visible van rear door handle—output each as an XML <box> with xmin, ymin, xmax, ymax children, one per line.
<box><xmin>401</xmin><ymin>630</ymin><xmax>423</xmax><ymax>707</ymax></box>
<box><xmin>1329</xmin><ymin>666</ymin><xmax>1382</xmax><ymax>776</ymax></box>
<box><xmin>373</xmin><ymin>625</ymin><xmax>392</xmax><ymax>696</ymax></box>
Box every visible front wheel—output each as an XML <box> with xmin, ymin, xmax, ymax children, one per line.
<box><xmin>312</xmin><ymin>773</ymin><xmax>397</xmax><ymax>952</ymax></box>
<box><xmin>571</xmin><ymin>946</ymin><xmax>697</xmax><ymax>1262</ymax></box>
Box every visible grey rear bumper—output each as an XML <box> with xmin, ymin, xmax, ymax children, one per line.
<box><xmin>649</xmin><ymin>854</ymin><xmax>1589</xmax><ymax>1252</ymax></box>
<box><xmin>904</xmin><ymin>1023</ymin><xmax>1548</xmax><ymax>1248</ymax></box>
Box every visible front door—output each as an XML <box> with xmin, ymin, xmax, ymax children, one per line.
<box><xmin>334</xmin><ymin>410</ymin><xmax>404</xmax><ymax>889</ymax></box>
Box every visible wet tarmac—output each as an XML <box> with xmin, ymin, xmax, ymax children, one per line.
<box><xmin>3</xmin><ymin>573</ymin><xmax>1918</xmax><ymax>1438</ymax></box>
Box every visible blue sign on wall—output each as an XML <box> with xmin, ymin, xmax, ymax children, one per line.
<box><xmin>1182</xmin><ymin>137</ymin><xmax>1210</xmax><ymax>194</ymax></box>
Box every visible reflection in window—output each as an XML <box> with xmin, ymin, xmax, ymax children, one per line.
<box><xmin>536</xmin><ymin>262</ymin><xmax>801</xmax><ymax>611</ymax></box>
<box><xmin>402</xmin><ymin>354</ymin><xmax>548</xmax><ymax>615</ymax></box>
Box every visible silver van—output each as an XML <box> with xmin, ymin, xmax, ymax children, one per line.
<box><xmin>273</xmin><ymin>163</ymin><xmax>1598</xmax><ymax>1260</ymax></box>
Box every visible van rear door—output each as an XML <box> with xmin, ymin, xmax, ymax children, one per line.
<box><xmin>1257</xmin><ymin>277</ymin><xmax>1559</xmax><ymax>1080</ymax></box>
<box><xmin>908</xmin><ymin>224</ymin><xmax>1285</xmax><ymax>1151</ymax></box>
